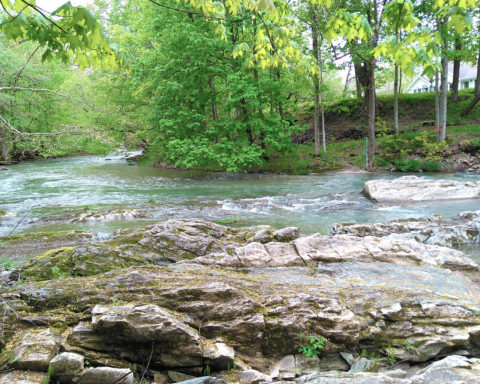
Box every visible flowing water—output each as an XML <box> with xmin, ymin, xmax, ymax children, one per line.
<box><xmin>1</xmin><ymin>155</ymin><xmax>479</xmax><ymax>254</ymax></box>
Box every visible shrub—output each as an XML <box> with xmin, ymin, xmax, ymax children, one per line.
<box><xmin>421</xmin><ymin>161</ymin><xmax>442</xmax><ymax>172</ymax></box>
<box><xmin>394</xmin><ymin>157</ymin><xmax>422</xmax><ymax>172</ymax></box>
<box><xmin>298</xmin><ymin>335</ymin><xmax>326</xmax><ymax>357</ymax></box>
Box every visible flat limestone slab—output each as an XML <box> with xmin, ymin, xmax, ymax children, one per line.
<box><xmin>363</xmin><ymin>176</ymin><xmax>480</xmax><ymax>202</ymax></box>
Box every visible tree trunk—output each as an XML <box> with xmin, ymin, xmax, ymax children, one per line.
<box><xmin>209</xmin><ymin>79</ymin><xmax>218</xmax><ymax>121</ymax></box>
<box><xmin>353</xmin><ymin>61</ymin><xmax>372</xmax><ymax>109</ymax></box>
<box><xmin>475</xmin><ymin>45</ymin><xmax>480</xmax><ymax>97</ymax></box>
<box><xmin>311</xmin><ymin>8</ymin><xmax>320</xmax><ymax>156</ymax></box>
<box><xmin>399</xmin><ymin>68</ymin><xmax>402</xmax><ymax>94</ymax></box>
<box><xmin>367</xmin><ymin>56</ymin><xmax>376</xmax><ymax>171</ymax></box>
<box><xmin>435</xmin><ymin>70</ymin><xmax>440</xmax><ymax>141</ymax></box>
<box><xmin>439</xmin><ymin>53</ymin><xmax>448</xmax><ymax>141</ymax></box>
<box><xmin>343</xmin><ymin>62</ymin><xmax>352</xmax><ymax>97</ymax></box>
<box><xmin>460</xmin><ymin>93</ymin><xmax>480</xmax><ymax>116</ymax></box>
<box><xmin>450</xmin><ymin>39</ymin><xmax>461</xmax><ymax>103</ymax></box>
<box><xmin>319</xmin><ymin>40</ymin><xmax>326</xmax><ymax>153</ymax></box>
<box><xmin>0</xmin><ymin>125</ymin><xmax>8</xmax><ymax>162</ymax></box>
<box><xmin>355</xmin><ymin>74</ymin><xmax>362</xmax><ymax>99</ymax></box>
<box><xmin>393</xmin><ymin>64</ymin><xmax>399</xmax><ymax>133</ymax></box>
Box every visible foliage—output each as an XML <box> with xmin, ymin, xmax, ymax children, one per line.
<box><xmin>0</xmin><ymin>37</ymin><xmax>122</xmax><ymax>160</ymax></box>
<box><xmin>394</xmin><ymin>157</ymin><xmax>422</xmax><ymax>171</ymax></box>
<box><xmin>383</xmin><ymin>345</ymin><xmax>396</xmax><ymax>365</ymax></box>
<box><xmin>298</xmin><ymin>335</ymin><xmax>326</xmax><ymax>357</ymax></box>
<box><xmin>0</xmin><ymin>0</ymin><xmax>127</xmax><ymax>70</ymax></box>
<box><xmin>215</xmin><ymin>218</ymin><xmax>239</xmax><ymax>225</ymax></box>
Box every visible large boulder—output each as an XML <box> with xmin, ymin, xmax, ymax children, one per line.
<box><xmin>291</xmin><ymin>233</ymin><xmax>478</xmax><ymax>272</ymax></box>
<box><xmin>363</xmin><ymin>175</ymin><xmax>480</xmax><ymax>202</ymax></box>
<box><xmin>77</xmin><ymin>367</ymin><xmax>134</xmax><ymax>384</ymax></box>
<box><xmin>297</xmin><ymin>355</ymin><xmax>480</xmax><ymax>384</ymax></box>
<box><xmin>6</xmin><ymin>329</ymin><xmax>62</xmax><ymax>371</ymax></box>
<box><xmin>331</xmin><ymin>212</ymin><xmax>480</xmax><ymax>249</ymax></box>
<box><xmin>0</xmin><ymin>370</ymin><xmax>48</xmax><ymax>384</ymax></box>
<box><xmin>49</xmin><ymin>352</ymin><xmax>84</xmax><ymax>383</ymax></box>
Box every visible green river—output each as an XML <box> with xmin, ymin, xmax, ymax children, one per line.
<box><xmin>1</xmin><ymin>154</ymin><xmax>480</xmax><ymax>241</ymax></box>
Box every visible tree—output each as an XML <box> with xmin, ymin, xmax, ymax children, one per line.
<box><xmin>327</xmin><ymin>0</ymin><xmax>420</xmax><ymax>171</ymax></box>
<box><xmin>0</xmin><ymin>0</ymin><xmax>127</xmax><ymax>161</ymax></box>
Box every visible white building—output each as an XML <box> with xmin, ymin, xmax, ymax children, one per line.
<box><xmin>407</xmin><ymin>63</ymin><xmax>477</xmax><ymax>94</ymax></box>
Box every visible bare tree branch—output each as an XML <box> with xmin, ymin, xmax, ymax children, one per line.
<box><xmin>0</xmin><ymin>87</ymin><xmax>93</xmax><ymax>107</ymax></box>
<box><xmin>14</xmin><ymin>45</ymin><xmax>41</xmax><ymax>88</ymax></box>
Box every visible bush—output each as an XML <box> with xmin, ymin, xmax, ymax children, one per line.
<box><xmin>394</xmin><ymin>157</ymin><xmax>422</xmax><ymax>172</ymax></box>
<box><xmin>421</xmin><ymin>161</ymin><xmax>442</xmax><ymax>172</ymax></box>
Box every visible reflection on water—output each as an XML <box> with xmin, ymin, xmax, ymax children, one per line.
<box><xmin>1</xmin><ymin>155</ymin><xmax>479</xmax><ymax>240</ymax></box>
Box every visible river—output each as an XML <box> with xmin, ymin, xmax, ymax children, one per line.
<box><xmin>1</xmin><ymin>154</ymin><xmax>480</xmax><ymax>242</ymax></box>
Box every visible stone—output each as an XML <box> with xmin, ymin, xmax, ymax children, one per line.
<box><xmin>234</xmin><ymin>369</ymin><xmax>271</xmax><ymax>384</ymax></box>
<box><xmin>233</xmin><ymin>242</ymin><xmax>304</xmax><ymax>267</ymax></box>
<box><xmin>273</xmin><ymin>227</ymin><xmax>300</xmax><ymax>242</ymax></box>
<box><xmin>71</xmin><ymin>209</ymin><xmax>146</xmax><ymax>223</ymax></box>
<box><xmin>349</xmin><ymin>358</ymin><xmax>379</xmax><ymax>373</ymax></box>
<box><xmin>175</xmin><ymin>377</ymin><xmax>225</xmax><ymax>384</ymax></box>
<box><xmin>270</xmin><ymin>355</ymin><xmax>296</xmax><ymax>379</ymax></box>
<box><xmin>292</xmin><ymin>233</ymin><xmax>478</xmax><ymax>272</ymax></box>
<box><xmin>49</xmin><ymin>352</ymin><xmax>84</xmax><ymax>383</ymax></box>
<box><xmin>91</xmin><ymin>304</ymin><xmax>204</xmax><ymax>367</ymax></box>
<box><xmin>3</xmin><ymin>220</ymin><xmax>480</xmax><ymax>382</ymax></box>
<box><xmin>331</xmin><ymin>214</ymin><xmax>480</xmax><ymax>250</ymax></box>
<box><xmin>382</xmin><ymin>369</ymin><xmax>407</xmax><ymax>378</ymax></box>
<box><xmin>414</xmin><ymin>355</ymin><xmax>471</xmax><ymax>376</ymax></box>
<box><xmin>340</xmin><ymin>352</ymin><xmax>355</xmax><ymax>366</ymax></box>
<box><xmin>297</xmin><ymin>371</ymin><xmax>411</xmax><ymax>383</ymax></box>
<box><xmin>77</xmin><ymin>367</ymin><xmax>134</xmax><ymax>384</ymax></box>
<box><xmin>168</xmin><ymin>371</ymin><xmax>196</xmax><ymax>382</ymax></box>
<box><xmin>410</xmin><ymin>356</ymin><xmax>480</xmax><ymax>384</ymax></box>
<box><xmin>153</xmin><ymin>372</ymin><xmax>169</xmax><ymax>384</ymax></box>
<box><xmin>0</xmin><ymin>370</ymin><xmax>47</xmax><ymax>384</ymax></box>
<box><xmin>9</xmin><ymin>329</ymin><xmax>61</xmax><ymax>371</ymax></box>
<box><xmin>363</xmin><ymin>176</ymin><xmax>480</xmax><ymax>202</ymax></box>
<box><xmin>317</xmin><ymin>353</ymin><xmax>350</xmax><ymax>371</ymax></box>
<box><xmin>203</xmin><ymin>342</ymin><xmax>235</xmax><ymax>370</ymax></box>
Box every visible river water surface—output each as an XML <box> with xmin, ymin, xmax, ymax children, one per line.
<box><xmin>1</xmin><ymin>155</ymin><xmax>480</xmax><ymax>241</ymax></box>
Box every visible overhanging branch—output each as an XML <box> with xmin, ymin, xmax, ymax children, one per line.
<box><xmin>0</xmin><ymin>87</ymin><xmax>93</xmax><ymax>107</ymax></box>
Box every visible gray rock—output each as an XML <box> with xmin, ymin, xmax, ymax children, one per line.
<box><xmin>176</xmin><ymin>377</ymin><xmax>226</xmax><ymax>384</ymax></box>
<box><xmin>203</xmin><ymin>342</ymin><xmax>235</xmax><ymax>370</ymax></box>
<box><xmin>153</xmin><ymin>372</ymin><xmax>169</xmax><ymax>384</ymax></box>
<box><xmin>77</xmin><ymin>367</ymin><xmax>134</xmax><ymax>384</ymax></box>
<box><xmin>273</xmin><ymin>227</ymin><xmax>300</xmax><ymax>242</ymax></box>
<box><xmin>410</xmin><ymin>355</ymin><xmax>480</xmax><ymax>384</ymax></box>
<box><xmin>49</xmin><ymin>352</ymin><xmax>84</xmax><ymax>383</ymax></box>
<box><xmin>297</xmin><ymin>371</ymin><xmax>411</xmax><ymax>383</ymax></box>
<box><xmin>292</xmin><ymin>233</ymin><xmax>477</xmax><ymax>272</ymax></box>
<box><xmin>340</xmin><ymin>352</ymin><xmax>355</xmax><ymax>366</ymax></box>
<box><xmin>91</xmin><ymin>304</ymin><xmax>204</xmax><ymax>367</ymax></box>
<box><xmin>10</xmin><ymin>329</ymin><xmax>61</xmax><ymax>371</ymax></box>
<box><xmin>168</xmin><ymin>371</ymin><xmax>196</xmax><ymax>382</ymax></box>
<box><xmin>331</xmin><ymin>214</ymin><xmax>480</xmax><ymax>250</ymax></box>
<box><xmin>234</xmin><ymin>369</ymin><xmax>272</xmax><ymax>384</ymax></box>
<box><xmin>71</xmin><ymin>209</ymin><xmax>146</xmax><ymax>223</ymax></box>
<box><xmin>363</xmin><ymin>176</ymin><xmax>480</xmax><ymax>202</ymax></box>
<box><xmin>349</xmin><ymin>357</ymin><xmax>379</xmax><ymax>373</ymax></box>
<box><xmin>0</xmin><ymin>370</ymin><xmax>48</xmax><ymax>384</ymax></box>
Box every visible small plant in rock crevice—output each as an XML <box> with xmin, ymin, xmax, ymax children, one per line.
<box><xmin>298</xmin><ymin>335</ymin><xmax>326</xmax><ymax>357</ymax></box>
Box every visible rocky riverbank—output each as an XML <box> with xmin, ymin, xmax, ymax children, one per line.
<box><xmin>0</xmin><ymin>215</ymin><xmax>480</xmax><ymax>383</ymax></box>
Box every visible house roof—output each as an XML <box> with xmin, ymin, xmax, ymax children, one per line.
<box><xmin>448</xmin><ymin>62</ymin><xmax>477</xmax><ymax>80</ymax></box>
